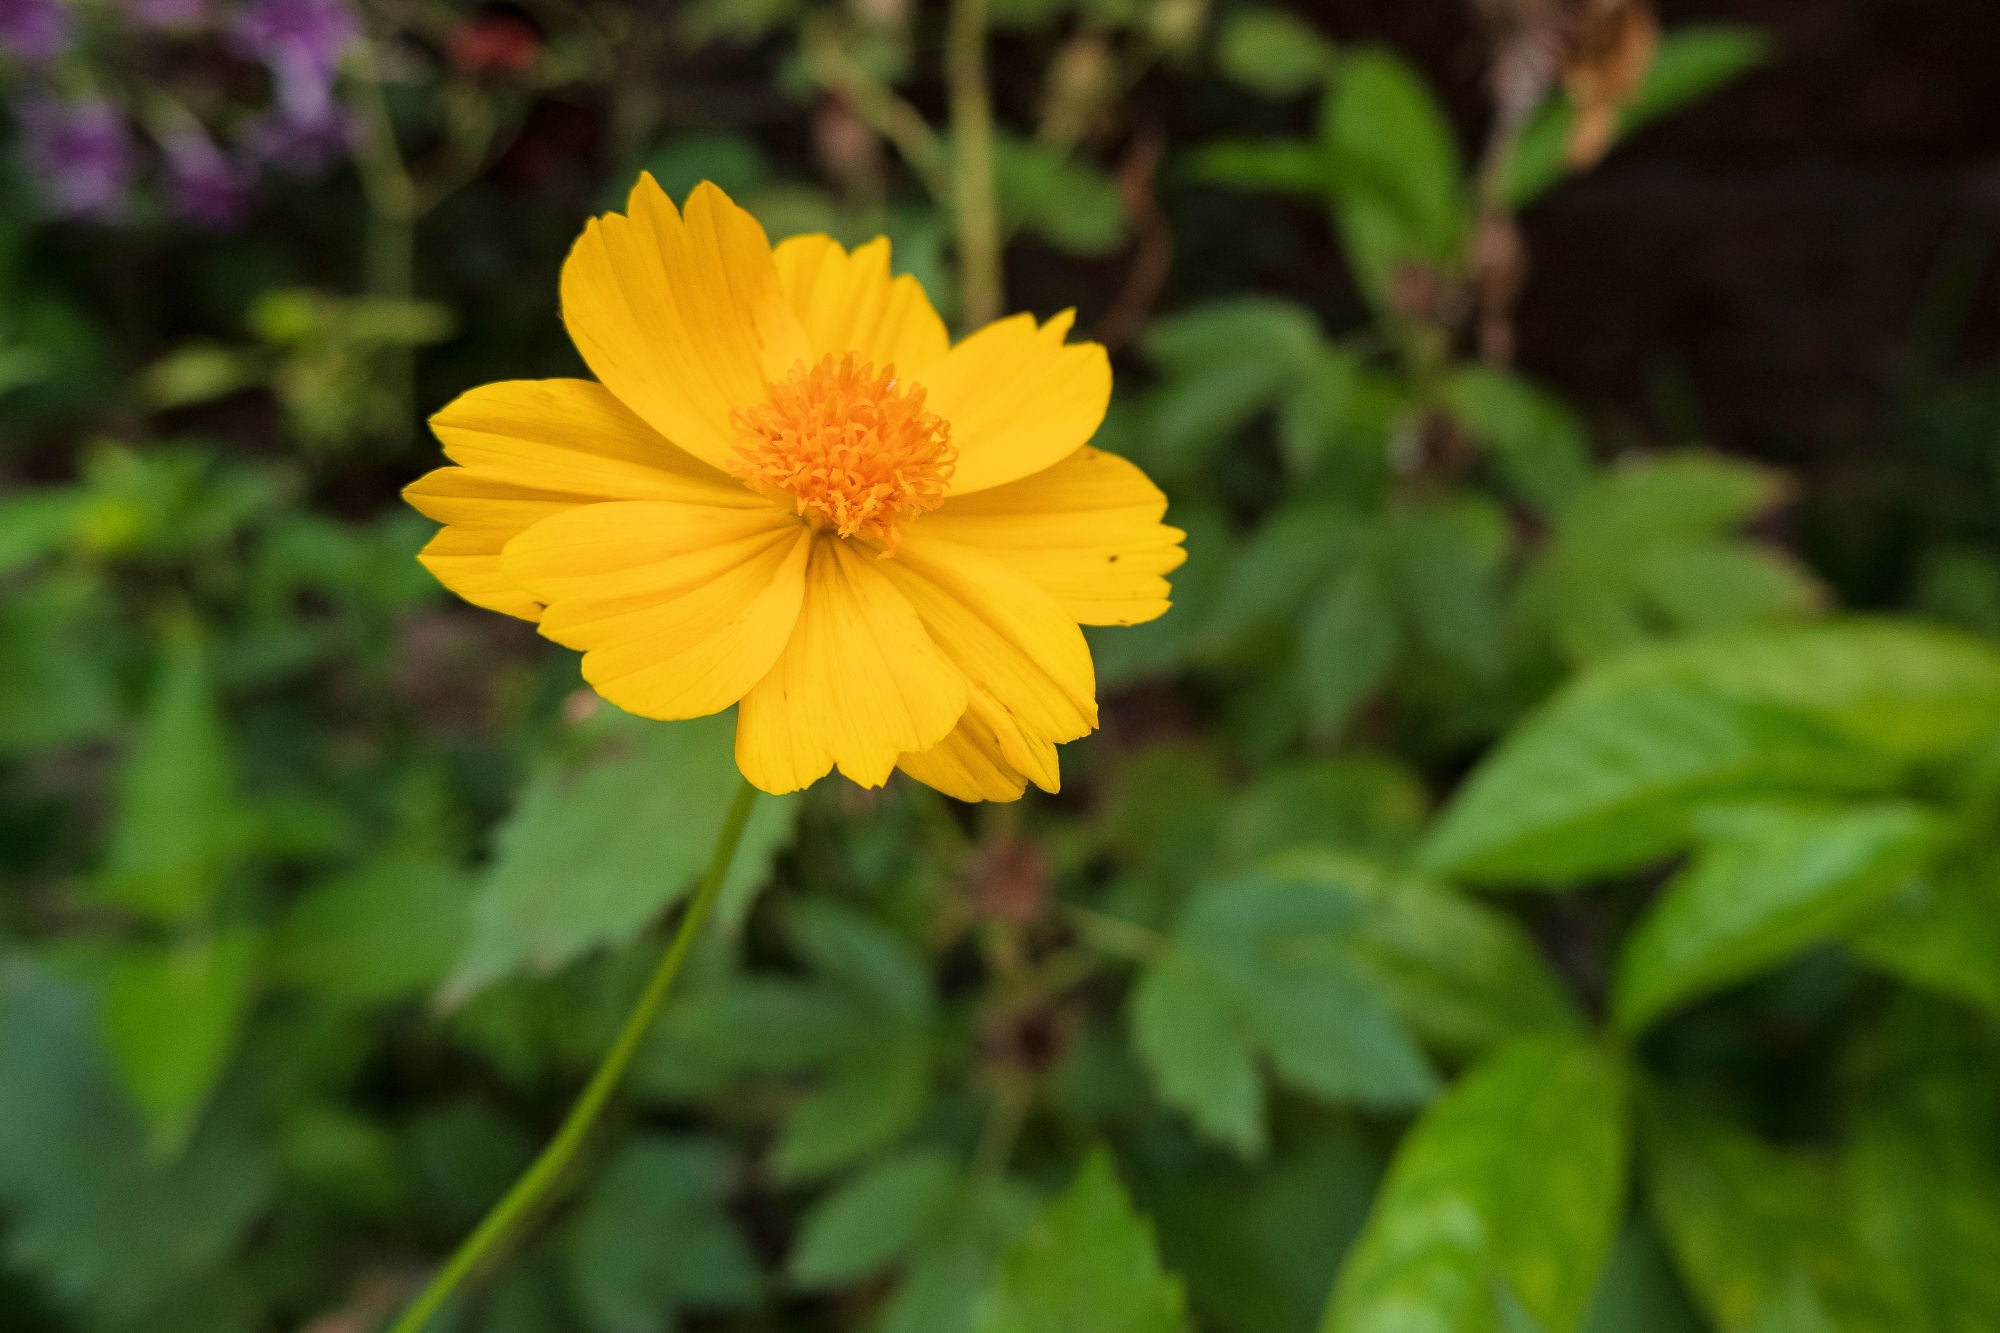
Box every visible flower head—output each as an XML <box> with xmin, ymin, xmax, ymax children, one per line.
<box><xmin>15</xmin><ymin>98</ymin><xmax>134</xmax><ymax>220</ymax></box>
<box><xmin>232</xmin><ymin>0</ymin><xmax>356</xmax><ymax>121</ymax></box>
<box><xmin>406</xmin><ymin>177</ymin><xmax>1184</xmax><ymax>801</ymax></box>
<box><xmin>0</xmin><ymin>0</ymin><xmax>71</xmax><ymax>63</ymax></box>
<box><xmin>164</xmin><ymin>131</ymin><xmax>256</xmax><ymax>229</ymax></box>
<box><xmin>125</xmin><ymin>0</ymin><xmax>211</xmax><ymax>29</ymax></box>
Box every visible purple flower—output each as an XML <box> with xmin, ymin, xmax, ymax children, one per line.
<box><xmin>15</xmin><ymin>98</ymin><xmax>135</xmax><ymax>221</ymax></box>
<box><xmin>0</xmin><ymin>0</ymin><xmax>72</xmax><ymax>63</ymax></box>
<box><xmin>243</xmin><ymin>101</ymin><xmax>351</xmax><ymax>176</ymax></box>
<box><xmin>124</xmin><ymin>0</ymin><xmax>210</xmax><ymax>29</ymax></box>
<box><xmin>165</xmin><ymin>132</ymin><xmax>256</xmax><ymax>229</ymax></box>
<box><xmin>232</xmin><ymin>0</ymin><xmax>357</xmax><ymax>121</ymax></box>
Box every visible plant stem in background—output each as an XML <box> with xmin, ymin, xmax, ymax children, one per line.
<box><xmin>349</xmin><ymin>37</ymin><xmax>422</xmax><ymax>443</ymax></box>
<box><xmin>386</xmin><ymin>778</ymin><xmax>762</xmax><ymax>1333</ymax></box>
<box><xmin>946</xmin><ymin>0</ymin><xmax>1002</xmax><ymax>327</ymax></box>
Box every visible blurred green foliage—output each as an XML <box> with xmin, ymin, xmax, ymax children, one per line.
<box><xmin>5</xmin><ymin>2</ymin><xmax>2000</xmax><ymax>1332</ymax></box>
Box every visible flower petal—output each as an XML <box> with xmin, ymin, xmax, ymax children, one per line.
<box><xmin>503</xmin><ymin>500</ymin><xmax>811</xmax><ymax>721</ymax></box>
<box><xmin>897</xmin><ymin>687</ymin><xmax>1061</xmax><ymax>803</ymax></box>
<box><xmin>735</xmin><ymin>538</ymin><xmax>969</xmax><ymax>794</ymax></box>
<box><xmin>560</xmin><ymin>176</ymin><xmax>812</xmax><ymax>471</ymax></box>
<box><xmin>916</xmin><ymin>446</ymin><xmax>1186</xmax><ymax>625</ymax></box>
<box><xmin>773</xmin><ymin>234</ymin><xmax>949</xmax><ymax>377</ymax></box>
<box><xmin>916</xmin><ymin>309</ymin><xmax>1111</xmax><ymax>496</ymax></box>
<box><xmin>877</xmin><ymin>530</ymin><xmax>1096</xmax><ymax>795</ymax></box>
<box><xmin>405</xmin><ymin>378</ymin><xmax>757</xmax><ymax>619</ymax></box>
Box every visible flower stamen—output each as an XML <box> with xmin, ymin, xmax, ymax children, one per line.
<box><xmin>730</xmin><ymin>353</ymin><xmax>955</xmax><ymax>552</ymax></box>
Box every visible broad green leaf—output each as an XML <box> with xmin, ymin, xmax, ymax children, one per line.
<box><xmin>1386</xmin><ymin>498</ymin><xmax>1509</xmax><ymax>676</ymax></box>
<box><xmin>1300</xmin><ymin>563</ymin><xmax>1401</xmax><ymax>736</ymax></box>
<box><xmin>97</xmin><ymin>930</ymin><xmax>261</xmax><ymax>1160</ymax></box>
<box><xmin>0</xmin><ymin>962</ymin><xmax>270</xmax><ymax>1325</ymax></box>
<box><xmin>0</xmin><ymin>573</ymin><xmax>119</xmax><ymax>756</ymax></box>
<box><xmin>1849</xmin><ymin>859</ymin><xmax>2000</xmax><ymax>1016</ymax></box>
<box><xmin>1133</xmin><ymin>870</ymin><xmax>1436</xmax><ymax>1155</ymax></box>
<box><xmin>1190</xmin><ymin>140</ymin><xmax>1330</xmax><ymax>197</ymax></box>
<box><xmin>1145</xmin><ymin>1127</ymin><xmax>1382</xmax><ymax>1333</ymax></box>
<box><xmin>882</xmin><ymin>1177</ymin><xmax>1039</xmax><ymax>1333</ymax></box>
<box><xmin>1578</xmin><ymin>1222</ymin><xmax>1704</xmax><ymax>1333</ymax></box>
<box><xmin>1746</xmin><ymin>1280</ymin><xmax>1841</xmax><ymax>1333</ymax></box>
<box><xmin>1218</xmin><ymin>7</ymin><xmax>1337</xmax><ymax>97</ymax></box>
<box><xmin>1421</xmin><ymin>677</ymin><xmax>1889</xmax><ymax>886</ymax></box>
<box><xmin>1277</xmin><ymin>349</ymin><xmax>1398</xmax><ymax>493</ymax></box>
<box><xmin>975</xmin><ymin>1150</ymin><xmax>1190</xmax><ymax>1333</ymax></box>
<box><xmin>770</xmin><ymin>902</ymin><xmax>936</xmax><ymax>1181</ymax></box>
<box><xmin>1319</xmin><ymin>49</ymin><xmax>1468</xmax><ymax>302</ymax></box>
<box><xmin>0</xmin><ymin>486</ymin><xmax>84</xmax><ymax>575</ymax></box>
<box><xmin>274</xmin><ymin>850</ymin><xmax>470</xmax><ymax>1005</ymax></box>
<box><xmin>101</xmin><ymin>626</ymin><xmax>240</xmax><ymax>923</ymax></box>
<box><xmin>1587</xmin><ymin>620</ymin><xmax>2000</xmax><ymax>762</ymax></box>
<box><xmin>1203</xmin><ymin>502</ymin><xmax>1369</xmax><ymax>652</ymax></box>
<box><xmin>1324</xmin><ymin>1037</ymin><xmax>1628</xmax><ymax>1333</ymax></box>
<box><xmin>1222</xmin><ymin>755</ymin><xmax>1429</xmax><ymax>867</ymax></box>
<box><xmin>563</xmin><ymin>1135</ymin><xmax>760</xmax><ymax>1330</ymax></box>
<box><xmin>991</xmin><ymin>133</ymin><xmax>1125</xmax><ymax>255</ymax></box>
<box><xmin>1511</xmin><ymin>27</ymin><xmax>1773</xmax><ymax>206</ymax></box>
<box><xmin>790</xmin><ymin>1148</ymin><xmax>961</xmax><ymax>1288</ymax></box>
<box><xmin>1269</xmin><ymin>853</ymin><xmax>1582</xmax><ymax>1058</ymax></box>
<box><xmin>1613</xmin><ymin>802</ymin><xmax>1937</xmax><ymax>1032</ymax></box>
<box><xmin>1442</xmin><ymin>366</ymin><xmax>1592</xmax><ymax>514</ymax></box>
<box><xmin>773</xmin><ymin>1035</ymin><xmax>932</xmax><ymax>1181</ymax></box>
<box><xmin>1520</xmin><ymin>454</ymin><xmax>1821</xmax><ymax>666</ymax></box>
<box><xmin>1841</xmin><ymin>1002</ymin><xmax>2000</xmax><ymax>1330</ymax></box>
<box><xmin>1138</xmin><ymin>300</ymin><xmax>1322</xmax><ymax>482</ymax></box>
<box><xmin>1645</xmin><ymin>1105</ymin><xmax>1911</xmax><ymax>1333</ymax></box>
<box><xmin>1131</xmin><ymin>947</ymin><xmax>1264</xmax><ymax>1154</ymax></box>
<box><xmin>447</xmin><ymin>710</ymin><xmax>797</xmax><ymax>1000</ymax></box>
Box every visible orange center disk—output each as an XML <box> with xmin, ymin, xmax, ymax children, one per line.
<box><xmin>730</xmin><ymin>353</ymin><xmax>956</xmax><ymax>552</ymax></box>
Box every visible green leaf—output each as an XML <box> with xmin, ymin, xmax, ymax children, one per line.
<box><xmin>0</xmin><ymin>486</ymin><xmax>85</xmax><ymax>575</ymax></box>
<box><xmin>1519</xmin><ymin>453</ymin><xmax>1821</xmax><ymax>667</ymax></box>
<box><xmin>274</xmin><ymin>850</ymin><xmax>471</xmax><ymax>1005</ymax></box>
<box><xmin>1131</xmin><ymin>947</ymin><xmax>1264</xmax><ymax>1153</ymax></box>
<box><xmin>1583</xmin><ymin>620</ymin><xmax>2000</xmax><ymax>763</ymax></box>
<box><xmin>1578</xmin><ymin>1222</ymin><xmax>1705</xmax><ymax>1333</ymax></box>
<box><xmin>992</xmin><ymin>133</ymin><xmax>1125</xmax><ymax>255</ymax></box>
<box><xmin>447</xmin><ymin>710</ymin><xmax>797</xmax><ymax>999</ymax></box>
<box><xmin>1386</xmin><ymin>498</ymin><xmax>1509</xmax><ymax>676</ymax></box>
<box><xmin>882</xmin><ymin>1178</ymin><xmax>1039</xmax><ymax>1333</ymax></box>
<box><xmin>1421</xmin><ymin>678</ymin><xmax>1890</xmax><ymax>887</ymax></box>
<box><xmin>0</xmin><ymin>961</ymin><xmax>270</xmax><ymax>1325</ymax></box>
<box><xmin>0</xmin><ymin>573</ymin><xmax>119</xmax><ymax>756</ymax></box>
<box><xmin>1190</xmin><ymin>140</ymin><xmax>1330</xmax><ymax>196</ymax></box>
<box><xmin>101</xmin><ymin>625</ymin><xmax>241</xmax><ymax>923</ymax></box>
<box><xmin>1841</xmin><ymin>1001</ymin><xmax>2000</xmax><ymax>1331</ymax></box>
<box><xmin>1133</xmin><ymin>869</ymin><xmax>1436</xmax><ymax>1155</ymax></box>
<box><xmin>1300</xmin><ymin>562</ymin><xmax>1401</xmax><ymax>737</ymax></box>
<box><xmin>1745</xmin><ymin>1280</ymin><xmax>1842</xmax><ymax>1333</ymax></box>
<box><xmin>1324</xmin><ymin>1037</ymin><xmax>1628</xmax><ymax>1333</ymax></box>
<box><xmin>1644</xmin><ymin>1104</ymin><xmax>1910</xmax><ymax>1333</ymax></box>
<box><xmin>1442</xmin><ymin>366</ymin><xmax>1592</xmax><ymax>514</ymax></box>
<box><xmin>97</xmin><ymin>930</ymin><xmax>261</xmax><ymax>1160</ymax></box>
<box><xmin>1849</xmin><ymin>858</ymin><xmax>2000</xmax><ymax>1015</ymax></box>
<box><xmin>563</xmin><ymin>1135</ymin><xmax>760</xmax><ymax>1329</ymax></box>
<box><xmin>1318</xmin><ymin>49</ymin><xmax>1468</xmax><ymax>303</ymax></box>
<box><xmin>790</xmin><ymin>1148</ymin><xmax>961</xmax><ymax>1288</ymax></box>
<box><xmin>1203</xmin><ymin>502</ymin><xmax>1369</xmax><ymax>653</ymax></box>
<box><xmin>1218</xmin><ymin>7</ymin><xmax>1337</xmax><ymax>97</ymax></box>
<box><xmin>1222</xmin><ymin>755</ymin><xmax>1429</xmax><ymax>866</ymax></box>
<box><xmin>1267</xmin><ymin>853</ymin><xmax>1583</xmax><ymax>1059</ymax></box>
<box><xmin>1612</xmin><ymin>802</ymin><xmax>1938</xmax><ymax>1032</ymax></box>
<box><xmin>1138</xmin><ymin>299</ymin><xmax>1323</xmax><ymax>482</ymax></box>
<box><xmin>975</xmin><ymin>1150</ymin><xmax>1191</xmax><ymax>1333</ymax></box>
<box><xmin>1511</xmin><ymin>27</ymin><xmax>1773</xmax><ymax>206</ymax></box>
<box><xmin>773</xmin><ymin>1035</ymin><xmax>932</xmax><ymax>1181</ymax></box>
<box><xmin>769</xmin><ymin>902</ymin><xmax>936</xmax><ymax>1181</ymax></box>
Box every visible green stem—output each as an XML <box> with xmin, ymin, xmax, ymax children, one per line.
<box><xmin>946</xmin><ymin>0</ymin><xmax>1002</xmax><ymax>327</ymax></box>
<box><xmin>387</xmin><ymin>778</ymin><xmax>762</xmax><ymax>1333</ymax></box>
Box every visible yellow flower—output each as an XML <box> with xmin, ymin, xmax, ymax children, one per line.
<box><xmin>404</xmin><ymin>177</ymin><xmax>1184</xmax><ymax>800</ymax></box>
